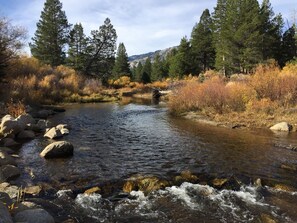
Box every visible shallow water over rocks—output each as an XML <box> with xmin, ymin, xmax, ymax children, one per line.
<box><xmin>14</xmin><ymin>102</ymin><xmax>297</xmax><ymax>222</ymax></box>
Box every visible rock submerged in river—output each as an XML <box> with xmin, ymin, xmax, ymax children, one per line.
<box><xmin>40</xmin><ymin>141</ymin><xmax>74</xmax><ymax>159</ymax></box>
<box><xmin>211</xmin><ymin>176</ymin><xmax>242</xmax><ymax>190</ymax></box>
<box><xmin>123</xmin><ymin>175</ymin><xmax>169</xmax><ymax>194</ymax></box>
<box><xmin>270</xmin><ymin>122</ymin><xmax>292</xmax><ymax>132</ymax></box>
<box><xmin>14</xmin><ymin>208</ymin><xmax>55</xmax><ymax>223</ymax></box>
<box><xmin>0</xmin><ymin>202</ymin><xmax>13</xmax><ymax>223</ymax></box>
<box><xmin>0</xmin><ymin>165</ymin><xmax>20</xmax><ymax>182</ymax></box>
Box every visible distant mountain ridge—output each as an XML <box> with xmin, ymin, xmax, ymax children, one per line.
<box><xmin>128</xmin><ymin>46</ymin><xmax>177</xmax><ymax>67</ymax></box>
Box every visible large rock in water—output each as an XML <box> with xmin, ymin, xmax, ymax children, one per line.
<box><xmin>15</xmin><ymin>114</ymin><xmax>35</xmax><ymax>127</ymax></box>
<box><xmin>0</xmin><ymin>115</ymin><xmax>23</xmax><ymax>136</ymax></box>
<box><xmin>40</xmin><ymin>141</ymin><xmax>74</xmax><ymax>159</ymax></box>
<box><xmin>14</xmin><ymin>208</ymin><xmax>55</xmax><ymax>223</ymax></box>
<box><xmin>270</xmin><ymin>122</ymin><xmax>293</xmax><ymax>132</ymax></box>
<box><xmin>44</xmin><ymin>127</ymin><xmax>62</xmax><ymax>139</ymax></box>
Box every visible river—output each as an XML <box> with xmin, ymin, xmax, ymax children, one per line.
<box><xmin>15</xmin><ymin>102</ymin><xmax>297</xmax><ymax>222</ymax></box>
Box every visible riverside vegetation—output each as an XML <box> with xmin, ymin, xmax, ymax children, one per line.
<box><xmin>169</xmin><ymin>60</ymin><xmax>297</xmax><ymax>130</ymax></box>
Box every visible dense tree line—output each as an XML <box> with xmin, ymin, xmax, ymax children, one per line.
<box><xmin>131</xmin><ymin>0</ymin><xmax>297</xmax><ymax>82</ymax></box>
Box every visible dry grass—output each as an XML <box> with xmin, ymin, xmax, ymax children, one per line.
<box><xmin>169</xmin><ymin>61</ymin><xmax>297</xmax><ymax>128</ymax></box>
<box><xmin>4</xmin><ymin>99</ymin><xmax>26</xmax><ymax>117</ymax></box>
<box><xmin>6</xmin><ymin>56</ymin><xmax>104</xmax><ymax>104</ymax></box>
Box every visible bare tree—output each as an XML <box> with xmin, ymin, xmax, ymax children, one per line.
<box><xmin>0</xmin><ymin>17</ymin><xmax>27</xmax><ymax>76</ymax></box>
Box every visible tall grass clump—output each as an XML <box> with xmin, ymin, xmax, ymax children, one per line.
<box><xmin>7</xmin><ymin>56</ymin><xmax>104</xmax><ymax>104</ymax></box>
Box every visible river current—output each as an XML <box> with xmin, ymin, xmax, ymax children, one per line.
<box><xmin>16</xmin><ymin>102</ymin><xmax>297</xmax><ymax>222</ymax></box>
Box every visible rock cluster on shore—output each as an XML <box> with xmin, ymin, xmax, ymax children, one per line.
<box><xmin>0</xmin><ymin>109</ymin><xmax>74</xmax><ymax>222</ymax></box>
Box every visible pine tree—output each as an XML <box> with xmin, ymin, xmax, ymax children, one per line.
<box><xmin>169</xmin><ymin>37</ymin><xmax>192</xmax><ymax>78</ymax></box>
<box><xmin>112</xmin><ymin>42</ymin><xmax>130</xmax><ymax>78</ymax></box>
<box><xmin>260</xmin><ymin>0</ymin><xmax>283</xmax><ymax>62</ymax></box>
<box><xmin>67</xmin><ymin>23</ymin><xmax>88</xmax><ymax>72</ymax></box>
<box><xmin>191</xmin><ymin>9</ymin><xmax>215</xmax><ymax>74</ymax></box>
<box><xmin>280</xmin><ymin>26</ymin><xmax>297</xmax><ymax>66</ymax></box>
<box><xmin>85</xmin><ymin>18</ymin><xmax>117</xmax><ymax>81</ymax></box>
<box><xmin>151</xmin><ymin>54</ymin><xmax>164</xmax><ymax>82</ymax></box>
<box><xmin>30</xmin><ymin>0</ymin><xmax>70</xmax><ymax>66</ymax></box>
<box><xmin>141</xmin><ymin>58</ymin><xmax>152</xmax><ymax>83</ymax></box>
<box><xmin>135</xmin><ymin>62</ymin><xmax>143</xmax><ymax>82</ymax></box>
<box><xmin>217</xmin><ymin>0</ymin><xmax>262</xmax><ymax>74</ymax></box>
<box><xmin>212</xmin><ymin>0</ymin><xmax>228</xmax><ymax>75</ymax></box>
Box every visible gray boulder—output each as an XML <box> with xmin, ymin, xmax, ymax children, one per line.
<box><xmin>0</xmin><ymin>151</ymin><xmax>16</xmax><ymax>166</ymax></box>
<box><xmin>2</xmin><ymin>138</ymin><xmax>18</xmax><ymax>148</ymax></box>
<box><xmin>0</xmin><ymin>115</ymin><xmax>23</xmax><ymax>136</ymax></box>
<box><xmin>37</xmin><ymin>119</ymin><xmax>50</xmax><ymax>130</ymax></box>
<box><xmin>36</xmin><ymin>110</ymin><xmax>54</xmax><ymax>119</ymax></box>
<box><xmin>17</xmin><ymin>130</ymin><xmax>35</xmax><ymax>140</ymax></box>
<box><xmin>0</xmin><ymin>165</ymin><xmax>20</xmax><ymax>182</ymax></box>
<box><xmin>14</xmin><ymin>208</ymin><xmax>55</xmax><ymax>223</ymax></box>
<box><xmin>44</xmin><ymin>127</ymin><xmax>62</xmax><ymax>139</ymax></box>
<box><xmin>40</xmin><ymin>141</ymin><xmax>74</xmax><ymax>159</ymax></box>
<box><xmin>270</xmin><ymin>122</ymin><xmax>293</xmax><ymax>132</ymax></box>
<box><xmin>16</xmin><ymin>114</ymin><xmax>35</xmax><ymax>129</ymax></box>
<box><xmin>0</xmin><ymin>183</ymin><xmax>19</xmax><ymax>199</ymax></box>
<box><xmin>0</xmin><ymin>202</ymin><xmax>13</xmax><ymax>223</ymax></box>
<box><xmin>0</xmin><ymin>192</ymin><xmax>13</xmax><ymax>207</ymax></box>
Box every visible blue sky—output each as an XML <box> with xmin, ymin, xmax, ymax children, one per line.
<box><xmin>0</xmin><ymin>0</ymin><xmax>295</xmax><ymax>56</ymax></box>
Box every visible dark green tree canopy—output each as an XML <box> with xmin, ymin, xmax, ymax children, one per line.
<box><xmin>191</xmin><ymin>9</ymin><xmax>215</xmax><ymax>73</ymax></box>
<box><xmin>141</xmin><ymin>58</ymin><xmax>152</xmax><ymax>83</ymax></box>
<box><xmin>280</xmin><ymin>26</ymin><xmax>297</xmax><ymax>66</ymax></box>
<box><xmin>30</xmin><ymin>0</ymin><xmax>71</xmax><ymax>66</ymax></box>
<box><xmin>169</xmin><ymin>37</ymin><xmax>192</xmax><ymax>78</ymax></box>
<box><xmin>112</xmin><ymin>42</ymin><xmax>130</xmax><ymax>78</ymax></box>
<box><xmin>260</xmin><ymin>0</ymin><xmax>283</xmax><ymax>62</ymax></box>
<box><xmin>85</xmin><ymin>18</ymin><xmax>117</xmax><ymax>80</ymax></box>
<box><xmin>151</xmin><ymin>54</ymin><xmax>164</xmax><ymax>82</ymax></box>
<box><xmin>67</xmin><ymin>23</ymin><xmax>88</xmax><ymax>72</ymax></box>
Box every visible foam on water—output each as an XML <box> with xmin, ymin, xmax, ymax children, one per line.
<box><xmin>56</xmin><ymin>189</ymin><xmax>72</xmax><ymax>198</ymax></box>
<box><xmin>75</xmin><ymin>193</ymin><xmax>102</xmax><ymax>210</ymax></box>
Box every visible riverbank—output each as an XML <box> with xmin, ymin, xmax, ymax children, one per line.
<box><xmin>182</xmin><ymin>109</ymin><xmax>297</xmax><ymax>131</ymax></box>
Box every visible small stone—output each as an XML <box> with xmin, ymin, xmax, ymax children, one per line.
<box><xmin>281</xmin><ymin>164</ymin><xmax>297</xmax><ymax>171</ymax></box>
<box><xmin>44</xmin><ymin>127</ymin><xmax>62</xmax><ymax>139</ymax></box>
<box><xmin>254</xmin><ymin>178</ymin><xmax>262</xmax><ymax>187</ymax></box>
<box><xmin>261</xmin><ymin>213</ymin><xmax>277</xmax><ymax>223</ymax></box>
<box><xmin>274</xmin><ymin>184</ymin><xmax>296</xmax><ymax>192</ymax></box>
<box><xmin>84</xmin><ymin>186</ymin><xmax>101</xmax><ymax>195</ymax></box>
<box><xmin>24</xmin><ymin>186</ymin><xmax>42</xmax><ymax>196</ymax></box>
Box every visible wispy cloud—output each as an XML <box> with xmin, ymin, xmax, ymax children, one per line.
<box><xmin>0</xmin><ymin>0</ymin><xmax>294</xmax><ymax>55</ymax></box>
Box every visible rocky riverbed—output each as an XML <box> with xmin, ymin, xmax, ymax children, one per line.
<box><xmin>1</xmin><ymin>103</ymin><xmax>297</xmax><ymax>222</ymax></box>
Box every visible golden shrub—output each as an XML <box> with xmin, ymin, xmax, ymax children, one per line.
<box><xmin>246</xmin><ymin>98</ymin><xmax>278</xmax><ymax>114</ymax></box>
<box><xmin>226</xmin><ymin>82</ymin><xmax>257</xmax><ymax>112</ymax></box>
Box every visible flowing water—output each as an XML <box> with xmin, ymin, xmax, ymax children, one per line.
<box><xmin>16</xmin><ymin>102</ymin><xmax>297</xmax><ymax>222</ymax></box>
